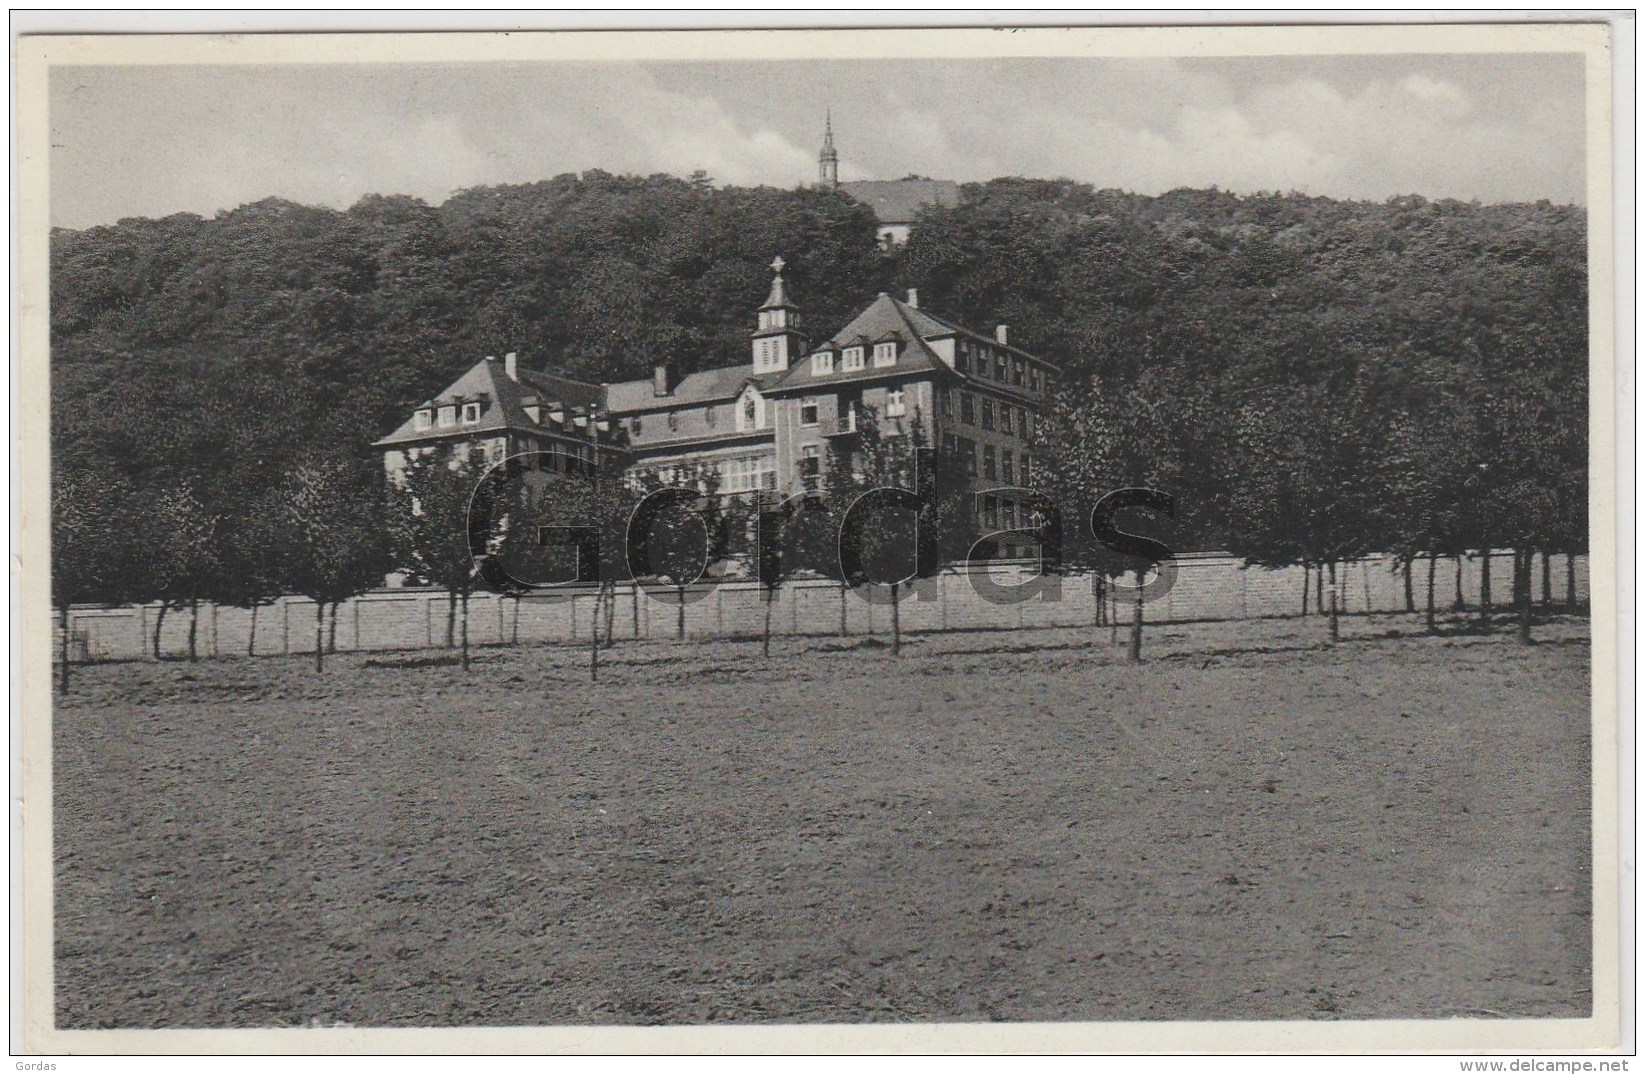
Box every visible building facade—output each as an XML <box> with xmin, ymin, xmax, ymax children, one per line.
<box><xmin>375</xmin><ymin>262</ymin><xmax>1059</xmax><ymax>539</ymax></box>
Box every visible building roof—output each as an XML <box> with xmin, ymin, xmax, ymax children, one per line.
<box><xmin>766</xmin><ymin>292</ymin><xmax>960</xmax><ymax>395</ymax></box>
<box><xmin>373</xmin><ymin>357</ymin><xmax>607</xmax><ymax>448</ymax></box>
<box><xmin>604</xmin><ymin>364</ymin><xmax>784</xmax><ymax>416</ymax></box>
<box><xmin>839</xmin><ymin>179</ymin><xmax>960</xmax><ymax>225</ymax></box>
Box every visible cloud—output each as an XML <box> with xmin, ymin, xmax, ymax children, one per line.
<box><xmin>48</xmin><ymin>54</ymin><xmax>1585</xmax><ymax>229</ymax></box>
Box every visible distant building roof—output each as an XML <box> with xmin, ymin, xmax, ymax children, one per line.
<box><xmin>839</xmin><ymin>179</ymin><xmax>960</xmax><ymax>225</ymax></box>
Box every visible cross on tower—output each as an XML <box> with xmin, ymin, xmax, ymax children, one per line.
<box><xmin>770</xmin><ymin>256</ymin><xmax>785</xmax><ymax>275</ymax></box>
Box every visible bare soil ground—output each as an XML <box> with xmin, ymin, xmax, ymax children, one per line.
<box><xmin>53</xmin><ymin>612</ymin><xmax>1592</xmax><ymax>1027</ymax></box>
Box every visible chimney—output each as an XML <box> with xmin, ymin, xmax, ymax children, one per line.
<box><xmin>995</xmin><ymin>324</ymin><xmax>1009</xmax><ymax>346</ymax></box>
<box><xmin>906</xmin><ymin>288</ymin><xmax>919</xmax><ymax>309</ymax></box>
<box><xmin>653</xmin><ymin>364</ymin><xmax>671</xmax><ymax>397</ymax></box>
<box><xmin>504</xmin><ymin>351</ymin><xmax>518</xmax><ymax>381</ymax></box>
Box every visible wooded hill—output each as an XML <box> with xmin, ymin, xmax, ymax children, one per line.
<box><xmin>51</xmin><ymin>172</ymin><xmax>1584</xmax><ymax>483</ymax></box>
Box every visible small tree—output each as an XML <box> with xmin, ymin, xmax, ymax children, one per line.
<box><xmin>212</xmin><ymin>488</ymin><xmax>293</xmax><ymax>657</ymax></box>
<box><xmin>282</xmin><ymin>456</ymin><xmax>391</xmax><ymax>672</ymax></box>
<box><xmin>754</xmin><ymin>489</ymin><xmax>836</xmax><ymax>657</ymax></box>
<box><xmin>389</xmin><ymin>443</ymin><xmax>490</xmax><ymax>670</ymax></box>
<box><xmin>627</xmin><ymin>464</ymin><xmax>730</xmax><ymax>643</ymax></box>
<box><xmin>128</xmin><ymin>476</ymin><xmax>221</xmax><ymax>661</ymax></box>
<box><xmin>829</xmin><ymin>407</ymin><xmax>967</xmax><ymax>657</ymax></box>
<box><xmin>51</xmin><ymin>468</ymin><xmax>130</xmax><ymax>691</ymax></box>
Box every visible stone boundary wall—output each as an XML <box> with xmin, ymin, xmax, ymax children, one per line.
<box><xmin>55</xmin><ymin>552</ymin><xmax>1590</xmax><ymax>663</ymax></box>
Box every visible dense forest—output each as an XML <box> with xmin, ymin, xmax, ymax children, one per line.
<box><xmin>49</xmin><ymin>171</ymin><xmax>1588</xmax><ymax>664</ymax></box>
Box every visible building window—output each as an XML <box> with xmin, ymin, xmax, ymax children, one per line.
<box><xmin>942</xmin><ymin>433</ymin><xmax>957</xmax><ymax>456</ymax></box>
<box><xmin>1020</xmin><ymin>452</ymin><xmax>1031</xmax><ymax>481</ymax></box>
<box><xmin>841</xmin><ymin>346</ymin><xmax>865</xmax><ymax>371</ymax></box>
<box><xmin>886</xmin><ymin>387</ymin><xmax>906</xmax><ymax>418</ymax></box>
<box><xmin>1002</xmin><ymin>499</ymin><xmax>1017</xmax><ymax>530</ymax></box>
<box><xmin>938</xmin><ymin>387</ymin><xmax>953</xmax><ymax>419</ymax></box>
<box><xmin>956</xmin><ymin>343</ymin><xmax>971</xmax><ymax>373</ymax></box>
<box><xmin>995</xmin><ymin>353</ymin><xmax>1008</xmax><ymax>380</ymax></box>
<box><xmin>742</xmin><ymin>397</ymin><xmax>758</xmax><ymax>430</ymax></box>
<box><xmin>667</xmin><ymin>411</ymin><xmax>679</xmax><ymax>432</ymax></box>
<box><xmin>981</xmin><ymin>400</ymin><xmax>995</xmax><ymax>431</ymax></box>
<box><xmin>706</xmin><ymin>406</ymin><xmax>717</xmax><ymax>427</ymax></box>
<box><xmin>800</xmin><ymin>398</ymin><xmax>819</xmax><ymax>426</ymax></box>
<box><xmin>812</xmin><ymin>350</ymin><xmax>834</xmax><ymax>376</ymax></box>
<box><xmin>873</xmin><ymin>341</ymin><xmax>897</xmax><ymax>367</ymax></box>
<box><xmin>1021</xmin><ymin>411</ymin><xmax>1033</xmax><ymax>439</ymax></box>
<box><xmin>437</xmin><ymin>405</ymin><xmax>457</xmax><ymax>428</ymax></box>
<box><xmin>983</xmin><ymin>444</ymin><xmax>997</xmax><ymax>480</ymax></box>
<box><xmin>1002</xmin><ymin>451</ymin><xmax>1014</xmax><ymax>483</ymax></box>
<box><xmin>837</xmin><ymin>394</ymin><xmax>859</xmax><ymax>433</ymax></box>
<box><xmin>982</xmin><ymin>495</ymin><xmax>999</xmax><ymax>529</ymax></box>
<box><xmin>800</xmin><ymin>445</ymin><xmax>821</xmax><ymax>492</ymax></box>
<box><xmin>958</xmin><ymin>437</ymin><xmax>977</xmax><ymax>476</ymax></box>
<box><xmin>414</xmin><ymin>409</ymin><xmax>432</xmax><ymax>431</ymax></box>
<box><xmin>461</xmin><ymin>402</ymin><xmax>482</xmax><ymax>425</ymax></box>
<box><xmin>1012</xmin><ymin>359</ymin><xmax>1024</xmax><ymax>386</ymax></box>
<box><xmin>960</xmin><ymin>392</ymin><xmax>975</xmax><ymax>425</ymax></box>
<box><xmin>630</xmin><ymin>415</ymin><xmax>643</xmax><ymax>437</ymax></box>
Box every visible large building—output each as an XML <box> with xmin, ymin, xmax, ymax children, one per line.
<box><xmin>376</xmin><ymin>260</ymin><xmax>1058</xmax><ymax>540</ymax></box>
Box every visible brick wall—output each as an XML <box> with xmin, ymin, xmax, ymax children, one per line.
<box><xmin>54</xmin><ymin>551</ymin><xmax>1591</xmax><ymax>663</ymax></box>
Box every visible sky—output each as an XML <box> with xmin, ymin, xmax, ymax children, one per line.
<box><xmin>48</xmin><ymin>53</ymin><xmax>1587</xmax><ymax>229</ymax></box>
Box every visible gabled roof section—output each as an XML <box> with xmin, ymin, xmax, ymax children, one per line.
<box><xmin>373</xmin><ymin>358</ymin><xmax>605</xmax><ymax>448</ymax></box>
<box><xmin>839</xmin><ymin>179</ymin><xmax>960</xmax><ymax>225</ymax></box>
<box><xmin>767</xmin><ymin>293</ymin><xmax>959</xmax><ymax>395</ymax></box>
<box><xmin>604</xmin><ymin>364</ymin><xmax>783</xmax><ymax>416</ymax></box>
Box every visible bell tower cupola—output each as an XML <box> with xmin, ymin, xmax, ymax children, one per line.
<box><xmin>752</xmin><ymin>256</ymin><xmax>805</xmax><ymax>374</ymax></box>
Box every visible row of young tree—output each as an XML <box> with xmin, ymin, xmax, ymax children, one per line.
<box><xmin>51</xmin><ymin>376</ymin><xmax>1584</xmax><ymax>693</ymax></box>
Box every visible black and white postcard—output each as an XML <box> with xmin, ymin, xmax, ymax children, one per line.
<box><xmin>14</xmin><ymin>18</ymin><xmax>1627</xmax><ymax>1057</ymax></box>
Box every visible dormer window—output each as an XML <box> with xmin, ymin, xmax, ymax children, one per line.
<box><xmin>873</xmin><ymin>341</ymin><xmax>898</xmax><ymax>367</ymax></box>
<box><xmin>414</xmin><ymin>409</ymin><xmax>432</xmax><ymax>431</ymax></box>
<box><xmin>437</xmin><ymin>405</ymin><xmax>457</xmax><ymax>428</ymax></box>
<box><xmin>812</xmin><ymin>350</ymin><xmax>834</xmax><ymax>376</ymax></box>
<box><xmin>841</xmin><ymin>346</ymin><xmax>865</xmax><ymax>371</ymax></box>
<box><xmin>461</xmin><ymin>402</ymin><xmax>482</xmax><ymax>425</ymax></box>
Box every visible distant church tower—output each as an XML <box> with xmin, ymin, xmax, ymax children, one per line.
<box><xmin>818</xmin><ymin>110</ymin><xmax>839</xmax><ymax>188</ymax></box>
<box><xmin>752</xmin><ymin>256</ymin><xmax>804</xmax><ymax>373</ymax></box>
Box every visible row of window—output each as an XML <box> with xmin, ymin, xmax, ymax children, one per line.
<box><xmin>956</xmin><ymin>341</ymin><xmax>1044</xmax><ymax>392</ymax></box>
<box><xmin>722</xmin><ymin>455</ymin><xmax>778</xmax><ymax>494</ymax></box>
<box><xmin>797</xmin><ymin>387</ymin><xmax>907</xmax><ymax>428</ymax></box>
<box><xmin>941</xmin><ymin>389</ymin><xmax>1033</xmax><ymax>439</ymax></box>
<box><xmin>626</xmin><ymin>395</ymin><xmax>769</xmax><ymax>439</ymax></box>
<box><xmin>811</xmin><ymin>339</ymin><xmax>898</xmax><ymax>376</ymax></box>
<box><xmin>949</xmin><ymin>437</ymin><xmax>1032</xmax><ymax>483</ymax></box>
<box><xmin>413</xmin><ymin>401</ymin><xmax>483</xmax><ymax>431</ymax></box>
<box><xmin>978</xmin><ymin>494</ymin><xmax>1039</xmax><ymax>533</ymax></box>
